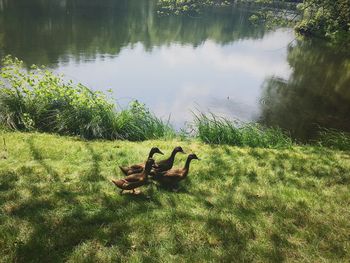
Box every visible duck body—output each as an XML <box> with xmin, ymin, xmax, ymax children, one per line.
<box><xmin>119</xmin><ymin>164</ymin><xmax>143</xmax><ymax>176</ymax></box>
<box><xmin>153</xmin><ymin>154</ymin><xmax>199</xmax><ymax>186</ymax></box>
<box><xmin>152</xmin><ymin>146</ymin><xmax>185</xmax><ymax>174</ymax></box>
<box><xmin>113</xmin><ymin>158</ymin><xmax>155</xmax><ymax>194</ymax></box>
<box><xmin>119</xmin><ymin>147</ymin><xmax>163</xmax><ymax>176</ymax></box>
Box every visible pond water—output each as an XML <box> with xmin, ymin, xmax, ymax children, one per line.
<box><xmin>0</xmin><ymin>0</ymin><xmax>349</xmax><ymax>141</ymax></box>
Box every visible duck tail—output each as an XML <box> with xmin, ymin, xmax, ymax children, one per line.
<box><xmin>112</xmin><ymin>179</ymin><xmax>124</xmax><ymax>189</ymax></box>
<box><xmin>119</xmin><ymin>166</ymin><xmax>128</xmax><ymax>176</ymax></box>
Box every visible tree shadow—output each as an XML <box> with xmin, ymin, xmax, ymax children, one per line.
<box><xmin>6</xmin><ymin>138</ymin><xmax>168</xmax><ymax>261</ymax></box>
<box><xmin>27</xmin><ymin>136</ymin><xmax>60</xmax><ymax>182</ymax></box>
<box><xmin>9</xmin><ymin>179</ymin><xmax>164</xmax><ymax>262</ymax></box>
<box><xmin>0</xmin><ymin>170</ymin><xmax>18</xmax><ymax>192</ymax></box>
<box><xmin>84</xmin><ymin>143</ymin><xmax>103</xmax><ymax>182</ymax></box>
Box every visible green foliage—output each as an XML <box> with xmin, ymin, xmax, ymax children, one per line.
<box><xmin>157</xmin><ymin>0</ymin><xmax>350</xmax><ymax>42</ymax></box>
<box><xmin>157</xmin><ymin>0</ymin><xmax>232</xmax><ymax>16</ymax></box>
<box><xmin>193</xmin><ymin>112</ymin><xmax>293</xmax><ymax>148</ymax></box>
<box><xmin>0</xmin><ymin>56</ymin><xmax>173</xmax><ymax>141</ymax></box>
<box><xmin>0</xmin><ymin>132</ymin><xmax>349</xmax><ymax>261</ymax></box>
<box><xmin>157</xmin><ymin>0</ymin><xmax>299</xmax><ymax>28</ymax></box>
<box><xmin>114</xmin><ymin>100</ymin><xmax>175</xmax><ymax>141</ymax></box>
<box><xmin>295</xmin><ymin>0</ymin><xmax>350</xmax><ymax>41</ymax></box>
<box><xmin>317</xmin><ymin>129</ymin><xmax>350</xmax><ymax>151</ymax></box>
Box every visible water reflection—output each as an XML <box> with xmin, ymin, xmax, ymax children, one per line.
<box><xmin>260</xmin><ymin>40</ymin><xmax>350</xmax><ymax>141</ymax></box>
<box><xmin>0</xmin><ymin>0</ymin><xmax>265</xmax><ymax>65</ymax></box>
<box><xmin>55</xmin><ymin>31</ymin><xmax>293</xmax><ymax>127</ymax></box>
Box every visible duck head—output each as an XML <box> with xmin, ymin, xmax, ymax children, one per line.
<box><xmin>173</xmin><ymin>146</ymin><xmax>185</xmax><ymax>154</ymax></box>
<box><xmin>188</xmin><ymin>154</ymin><xmax>200</xmax><ymax>161</ymax></box>
<box><xmin>149</xmin><ymin>147</ymin><xmax>164</xmax><ymax>158</ymax></box>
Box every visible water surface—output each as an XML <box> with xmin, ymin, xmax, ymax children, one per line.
<box><xmin>1</xmin><ymin>0</ymin><xmax>349</xmax><ymax>141</ymax></box>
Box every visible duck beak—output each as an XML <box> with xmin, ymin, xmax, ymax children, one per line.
<box><xmin>158</xmin><ymin>150</ymin><xmax>164</xmax><ymax>155</ymax></box>
<box><xmin>197</xmin><ymin>158</ymin><xmax>201</xmax><ymax>161</ymax></box>
<box><xmin>181</xmin><ymin>150</ymin><xmax>186</xmax><ymax>154</ymax></box>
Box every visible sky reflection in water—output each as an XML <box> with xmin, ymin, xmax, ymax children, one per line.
<box><xmin>56</xmin><ymin>29</ymin><xmax>294</xmax><ymax>128</ymax></box>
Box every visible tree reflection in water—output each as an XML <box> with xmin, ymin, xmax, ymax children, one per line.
<box><xmin>259</xmin><ymin>40</ymin><xmax>350</xmax><ymax>141</ymax></box>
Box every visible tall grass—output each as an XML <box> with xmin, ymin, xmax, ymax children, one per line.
<box><xmin>2</xmin><ymin>56</ymin><xmax>349</xmax><ymax>149</ymax></box>
<box><xmin>193</xmin><ymin>112</ymin><xmax>293</xmax><ymax>148</ymax></box>
<box><xmin>317</xmin><ymin>129</ymin><xmax>350</xmax><ymax>151</ymax></box>
<box><xmin>0</xmin><ymin>56</ymin><xmax>174</xmax><ymax>141</ymax></box>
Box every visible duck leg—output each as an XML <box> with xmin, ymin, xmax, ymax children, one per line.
<box><xmin>120</xmin><ymin>190</ymin><xmax>124</xmax><ymax>195</ymax></box>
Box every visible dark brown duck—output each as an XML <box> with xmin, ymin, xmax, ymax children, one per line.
<box><xmin>152</xmin><ymin>154</ymin><xmax>200</xmax><ymax>185</ymax></box>
<box><xmin>152</xmin><ymin>146</ymin><xmax>185</xmax><ymax>173</ymax></box>
<box><xmin>112</xmin><ymin>158</ymin><xmax>155</xmax><ymax>194</ymax></box>
<box><xmin>119</xmin><ymin>147</ymin><xmax>163</xmax><ymax>176</ymax></box>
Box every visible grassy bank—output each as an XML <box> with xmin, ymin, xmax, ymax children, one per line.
<box><xmin>0</xmin><ymin>131</ymin><xmax>349</xmax><ymax>262</ymax></box>
<box><xmin>0</xmin><ymin>57</ymin><xmax>174</xmax><ymax>141</ymax></box>
<box><xmin>0</xmin><ymin>56</ymin><xmax>299</xmax><ymax>149</ymax></box>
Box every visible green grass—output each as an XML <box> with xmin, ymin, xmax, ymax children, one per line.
<box><xmin>194</xmin><ymin>112</ymin><xmax>293</xmax><ymax>148</ymax></box>
<box><xmin>0</xmin><ymin>56</ymin><xmax>174</xmax><ymax>141</ymax></box>
<box><xmin>316</xmin><ymin>129</ymin><xmax>350</xmax><ymax>151</ymax></box>
<box><xmin>0</xmin><ymin>131</ymin><xmax>349</xmax><ymax>262</ymax></box>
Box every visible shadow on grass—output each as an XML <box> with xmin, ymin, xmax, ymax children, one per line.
<box><xmin>4</xmin><ymin>137</ymin><xmax>347</xmax><ymax>261</ymax></box>
<box><xmin>9</xmin><ymin>180</ymin><xmax>164</xmax><ymax>262</ymax></box>
<box><xmin>27</xmin><ymin>137</ymin><xmax>60</xmax><ymax>182</ymax></box>
<box><xmin>83</xmin><ymin>143</ymin><xmax>104</xmax><ymax>182</ymax></box>
<box><xmin>6</xmin><ymin>139</ymin><xmax>166</xmax><ymax>261</ymax></box>
<box><xmin>0</xmin><ymin>170</ymin><xmax>18</xmax><ymax>192</ymax></box>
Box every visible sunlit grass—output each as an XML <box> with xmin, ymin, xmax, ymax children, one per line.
<box><xmin>0</xmin><ymin>131</ymin><xmax>349</xmax><ymax>262</ymax></box>
<box><xmin>193</xmin><ymin>112</ymin><xmax>293</xmax><ymax>148</ymax></box>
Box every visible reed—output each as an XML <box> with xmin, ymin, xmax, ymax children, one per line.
<box><xmin>193</xmin><ymin>112</ymin><xmax>293</xmax><ymax>148</ymax></box>
<box><xmin>317</xmin><ymin>128</ymin><xmax>350</xmax><ymax>151</ymax></box>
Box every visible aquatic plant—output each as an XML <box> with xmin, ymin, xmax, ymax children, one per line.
<box><xmin>2</xmin><ymin>56</ymin><xmax>349</xmax><ymax>149</ymax></box>
<box><xmin>193</xmin><ymin>112</ymin><xmax>293</xmax><ymax>148</ymax></box>
<box><xmin>317</xmin><ymin>129</ymin><xmax>350</xmax><ymax>151</ymax></box>
<box><xmin>0</xmin><ymin>56</ymin><xmax>174</xmax><ymax>141</ymax></box>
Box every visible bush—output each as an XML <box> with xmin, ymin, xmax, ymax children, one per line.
<box><xmin>0</xmin><ymin>56</ymin><xmax>174</xmax><ymax>141</ymax></box>
<box><xmin>296</xmin><ymin>0</ymin><xmax>350</xmax><ymax>41</ymax></box>
<box><xmin>157</xmin><ymin>0</ymin><xmax>231</xmax><ymax>16</ymax></box>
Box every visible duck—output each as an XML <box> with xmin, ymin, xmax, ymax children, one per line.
<box><xmin>152</xmin><ymin>154</ymin><xmax>200</xmax><ymax>186</ymax></box>
<box><xmin>112</xmin><ymin>158</ymin><xmax>155</xmax><ymax>194</ymax></box>
<box><xmin>119</xmin><ymin>147</ymin><xmax>163</xmax><ymax>176</ymax></box>
<box><xmin>152</xmin><ymin>146</ymin><xmax>186</xmax><ymax>173</ymax></box>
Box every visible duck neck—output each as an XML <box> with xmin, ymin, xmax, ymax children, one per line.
<box><xmin>168</xmin><ymin>150</ymin><xmax>178</xmax><ymax>165</ymax></box>
<box><xmin>183</xmin><ymin>157</ymin><xmax>193</xmax><ymax>173</ymax></box>
<box><xmin>144</xmin><ymin>163</ymin><xmax>153</xmax><ymax>177</ymax></box>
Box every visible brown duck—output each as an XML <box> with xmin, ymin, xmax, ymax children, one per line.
<box><xmin>152</xmin><ymin>146</ymin><xmax>185</xmax><ymax>173</ymax></box>
<box><xmin>119</xmin><ymin>147</ymin><xmax>163</xmax><ymax>176</ymax></box>
<box><xmin>152</xmin><ymin>154</ymin><xmax>200</xmax><ymax>185</ymax></box>
<box><xmin>112</xmin><ymin>158</ymin><xmax>155</xmax><ymax>194</ymax></box>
